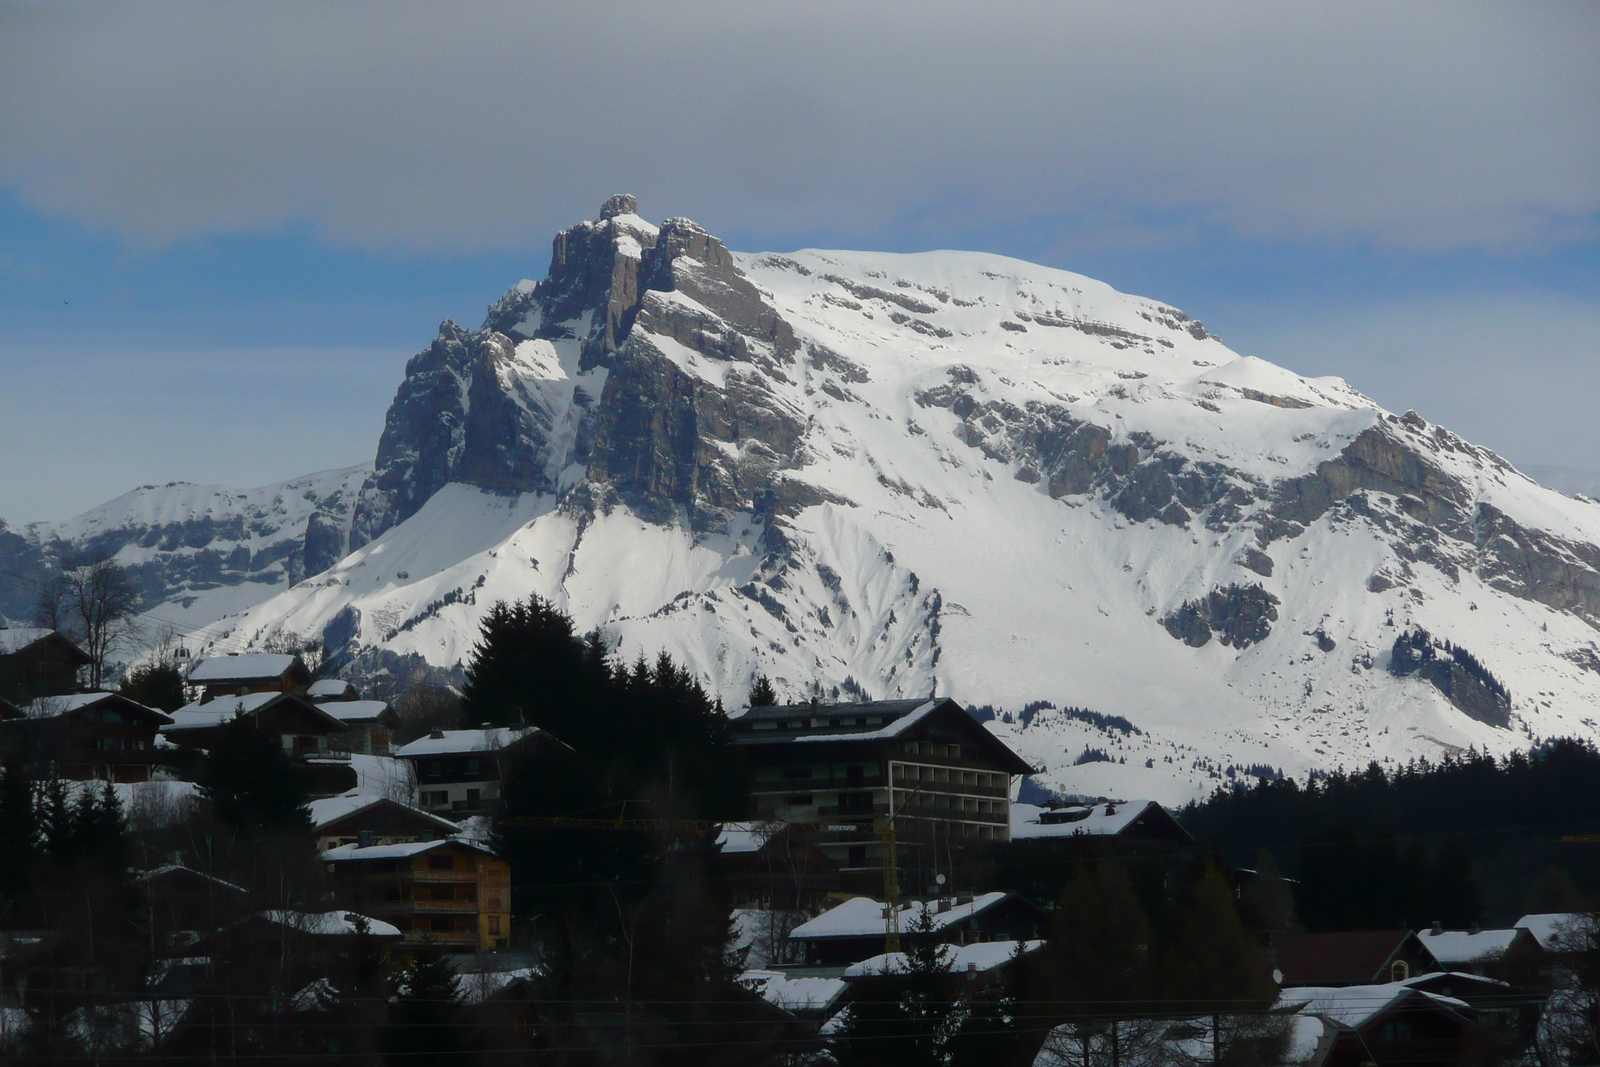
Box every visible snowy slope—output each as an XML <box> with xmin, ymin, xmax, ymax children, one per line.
<box><xmin>75</xmin><ymin>199</ymin><xmax>1600</xmax><ymax>803</ymax></box>
<box><xmin>3</xmin><ymin>466</ymin><xmax>370</xmax><ymax>640</ymax></box>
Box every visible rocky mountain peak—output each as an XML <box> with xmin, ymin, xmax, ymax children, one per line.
<box><xmin>596</xmin><ymin>192</ymin><xmax>638</xmax><ymax>221</ymax></box>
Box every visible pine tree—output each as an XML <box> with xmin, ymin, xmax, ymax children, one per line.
<box><xmin>118</xmin><ymin>661</ymin><xmax>187</xmax><ymax>712</ymax></box>
<box><xmin>384</xmin><ymin>947</ymin><xmax>469</xmax><ymax>1067</ymax></box>
<box><xmin>747</xmin><ymin>673</ymin><xmax>778</xmax><ymax>708</ymax></box>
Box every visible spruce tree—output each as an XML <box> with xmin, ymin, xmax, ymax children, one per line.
<box><xmin>118</xmin><ymin>661</ymin><xmax>187</xmax><ymax>712</ymax></box>
<box><xmin>747</xmin><ymin>673</ymin><xmax>778</xmax><ymax>708</ymax></box>
<box><xmin>384</xmin><ymin>947</ymin><xmax>469</xmax><ymax>1067</ymax></box>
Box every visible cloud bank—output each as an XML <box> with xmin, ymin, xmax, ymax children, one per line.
<box><xmin>2</xmin><ymin>1</ymin><xmax>1595</xmax><ymax>253</ymax></box>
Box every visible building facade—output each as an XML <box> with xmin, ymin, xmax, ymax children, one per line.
<box><xmin>6</xmin><ymin>692</ymin><xmax>173</xmax><ymax>782</ymax></box>
<box><xmin>321</xmin><ymin>838</ymin><xmax>512</xmax><ymax>953</ymax></box>
<box><xmin>395</xmin><ymin>727</ymin><xmax>556</xmax><ymax>818</ymax></box>
<box><xmin>731</xmin><ymin>698</ymin><xmax>1034</xmax><ymax>892</ymax></box>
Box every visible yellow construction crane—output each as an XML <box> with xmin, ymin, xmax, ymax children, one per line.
<box><xmin>881</xmin><ymin>783</ymin><xmax>923</xmax><ymax>954</ymax></box>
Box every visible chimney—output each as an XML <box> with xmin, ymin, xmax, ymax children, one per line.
<box><xmin>429</xmin><ymin>729</ymin><xmax>445</xmax><ymax>739</ymax></box>
<box><xmin>1431</xmin><ymin>920</ymin><xmax>1443</xmax><ymax>936</ymax></box>
<box><xmin>357</xmin><ymin>831</ymin><xmax>374</xmax><ymax>848</ymax></box>
<box><xmin>965</xmin><ymin>961</ymin><xmax>978</xmax><ymax>981</ymax></box>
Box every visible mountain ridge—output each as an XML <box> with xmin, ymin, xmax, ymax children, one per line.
<box><xmin>9</xmin><ymin>196</ymin><xmax>1600</xmax><ymax>804</ymax></box>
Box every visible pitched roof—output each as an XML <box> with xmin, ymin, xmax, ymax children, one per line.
<box><xmin>394</xmin><ymin>726</ymin><xmax>537</xmax><ymax>757</ymax></box>
<box><xmin>307</xmin><ymin>678</ymin><xmax>357</xmax><ymax>700</ymax></box>
<box><xmin>0</xmin><ymin>628</ymin><xmax>91</xmax><ymax>663</ymax></box>
<box><xmin>306</xmin><ymin>790</ymin><xmax>457</xmax><ymax>833</ymax></box>
<box><xmin>317</xmin><ymin>700</ymin><xmax>392</xmax><ymax>725</ymax></box>
<box><xmin>732</xmin><ymin>698</ymin><xmax>1033</xmax><ymax>773</ymax></box>
<box><xmin>162</xmin><ymin>691</ymin><xmax>348</xmax><ymax>735</ymax></box>
<box><xmin>1416</xmin><ymin>928</ymin><xmax>1525</xmax><ymax>965</ymax></box>
<box><xmin>1517</xmin><ymin>912</ymin><xmax>1583</xmax><ymax>951</ymax></box>
<box><xmin>791</xmin><ymin>892</ymin><xmax>1011</xmax><ymax>940</ymax></box>
<box><xmin>320</xmin><ymin>837</ymin><xmax>499</xmax><ymax>862</ymax></box>
<box><xmin>1274</xmin><ymin>930</ymin><xmax>1430</xmax><ymax>986</ymax></box>
<box><xmin>740</xmin><ymin>970</ymin><xmax>848</xmax><ymax>1014</ymax></box>
<box><xmin>1277</xmin><ymin>982</ymin><xmax>1471</xmax><ymax>1029</ymax></box>
<box><xmin>188</xmin><ymin>653</ymin><xmax>303</xmax><ymax>684</ymax></box>
<box><xmin>1009</xmin><ymin>800</ymin><xmax>1189</xmax><ymax>841</ymax></box>
<box><xmin>717</xmin><ymin>821</ymin><xmax>787</xmax><ymax>854</ymax></box>
<box><xmin>845</xmin><ymin>938</ymin><xmax>1046</xmax><ymax>977</ymax></box>
<box><xmin>255</xmin><ymin>910</ymin><xmax>402</xmax><ymax>938</ymax></box>
<box><xmin>21</xmin><ymin>691</ymin><xmax>172</xmax><ymax>724</ymax></box>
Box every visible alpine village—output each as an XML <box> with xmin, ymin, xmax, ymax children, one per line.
<box><xmin>2</xmin><ymin>585</ymin><xmax>1600</xmax><ymax>1067</ymax></box>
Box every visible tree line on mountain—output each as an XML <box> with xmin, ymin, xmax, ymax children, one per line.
<box><xmin>1180</xmin><ymin>740</ymin><xmax>1600</xmax><ymax>928</ymax></box>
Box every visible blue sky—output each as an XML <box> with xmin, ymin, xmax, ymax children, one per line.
<box><xmin>1</xmin><ymin>1</ymin><xmax>1596</xmax><ymax>522</ymax></box>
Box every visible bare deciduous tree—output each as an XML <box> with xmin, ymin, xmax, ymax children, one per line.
<box><xmin>35</xmin><ymin>556</ymin><xmax>141</xmax><ymax>690</ymax></box>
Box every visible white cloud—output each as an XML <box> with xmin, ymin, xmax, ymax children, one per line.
<box><xmin>0</xmin><ymin>1</ymin><xmax>1594</xmax><ymax>253</ymax></box>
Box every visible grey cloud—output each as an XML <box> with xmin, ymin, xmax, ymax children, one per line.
<box><xmin>0</xmin><ymin>1</ymin><xmax>1595</xmax><ymax>253</ymax></box>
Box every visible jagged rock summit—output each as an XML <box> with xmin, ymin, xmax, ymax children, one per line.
<box><xmin>14</xmin><ymin>196</ymin><xmax>1600</xmax><ymax>802</ymax></box>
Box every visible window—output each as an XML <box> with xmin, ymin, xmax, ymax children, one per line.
<box><xmin>466</xmin><ymin>788</ymin><xmax>481</xmax><ymax>809</ymax></box>
<box><xmin>782</xmin><ymin>767</ymin><xmax>813</xmax><ymax>779</ymax></box>
<box><xmin>430</xmin><ymin>917</ymin><xmax>453</xmax><ymax>933</ymax></box>
<box><xmin>489</xmin><ymin>916</ymin><xmax>501</xmax><ymax>935</ymax></box>
<box><xmin>428</xmin><ymin>855</ymin><xmax>455</xmax><ymax>871</ymax></box>
<box><xmin>847</xmin><ymin>845</ymin><xmax>867</xmax><ymax>866</ymax></box>
<box><xmin>465</xmin><ymin>759</ymin><xmax>480</xmax><ymax>776</ymax></box>
<box><xmin>429</xmin><ymin>886</ymin><xmax>454</xmax><ymax>901</ymax></box>
<box><xmin>784</xmin><ymin>794</ymin><xmax>813</xmax><ymax>806</ymax></box>
<box><xmin>1391</xmin><ymin>960</ymin><xmax>1410</xmax><ymax>981</ymax></box>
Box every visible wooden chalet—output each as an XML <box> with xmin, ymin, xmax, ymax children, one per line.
<box><xmin>788</xmin><ymin>890</ymin><xmax>1045</xmax><ymax>967</ymax></box>
<box><xmin>314</xmin><ymin>699</ymin><xmax>399</xmax><ymax>755</ymax></box>
<box><xmin>308</xmin><ymin>790</ymin><xmax>460</xmax><ymax>854</ymax></box>
<box><xmin>4</xmin><ymin>691</ymin><xmax>173</xmax><ymax>781</ymax></box>
<box><xmin>321</xmin><ymin>838</ymin><xmax>512</xmax><ymax>953</ymax></box>
<box><xmin>186</xmin><ymin>652</ymin><xmax>311</xmax><ymax>700</ymax></box>
<box><xmin>1274</xmin><ymin>930</ymin><xmax>1441</xmax><ymax>987</ymax></box>
<box><xmin>1279</xmin><ymin>982</ymin><xmax>1488</xmax><ymax>1066</ymax></box>
<box><xmin>395</xmin><ymin>726</ymin><xmax>564</xmax><ymax>817</ymax></box>
<box><xmin>162</xmin><ymin>690</ymin><xmax>349</xmax><ymax>756</ymax></box>
<box><xmin>0</xmin><ymin>627</ymin><xmax>90</xmax><ymax>703</ymax></box>
<box><xmin>717</xmin><ymin>821</ymin><xmax>840</xmax><ymax>909</ymax></box>
<box><xmin>731</xmin><ymin>698</ymin><xmax>1034</xmax><ymax>891</ymax></box>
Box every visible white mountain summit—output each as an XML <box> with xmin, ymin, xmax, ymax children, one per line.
<box><xmin>12</xmin><ymin>195</ymin><xmax>1600</xmax><ymax>803</ymax></box>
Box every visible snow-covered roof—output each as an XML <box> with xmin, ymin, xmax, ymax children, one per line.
<box><xmin>162</xmin><ymin>691</ymin><xmax>346</xmax><ymax>734</ymax></box>
<box><xmin>139</xmin><ymin>865</ymin><xmax>246</xmax><ymax>893</ymax></box>
<box><xmin>21</xmin><ymin>691</ymin><xmax>171</xmax><ymax>723</ymax></box>
<box><xmin>0</xmin><ymin>627</ymin><xmax>64</xmax><ymax>655</ymax></box>
<box><xmin>307</xmin><ymin>790</ymin><xmax>457</xmax><ymax>833</ymax></box>
<box><xmin>717</xmin><ymin>821</ymin><xmax>786</xmax><ymax>854</ymax></box>
<box><xmin>1416</xmin><ymin>928</ymin><xmax>1522</xmax><ymax>965</ymax></box>
<box><xmin>1009</xmin><ymin>800</ymin><xmax>1171</xmax><ymax>839</ymax></box>
<box><xmin>741</xmin><ymin>700</ymin><xmax>941</xmax><ymax>745</ymax></box>
<box><xmin>791</xmin><ymin>892</ymin><xmax>1010</xmax><ymax>940</ymax></box>
<box><xmin>307</xmin><ymin>678</ymin><xmax>356</xmax><ymax>700</ymax></box>
<box><xmin>394</xmin><ymin>726</ymin><xmax>536</xmax><ymax>757</ymax></box>
<box><xmin>320</xmin><ymin>837</ymin><xmax>497</xmax><ymax>862</ymax></box>
<box><xmin>188</xmin><ymin>653</ymin><xmax>302</xmax><ymax>683</ymax></box>
<box><xmin>256</xmin><ymin>910</ymin><xmax>401</xmax><ymax>938</ymax></box>
<box><xmin>1517</xmin><ymin>913</ymin><xmax>1582</xmax><ymax>952</ymax></box>
<box><xmin>1277</xmin><ymin>983</ymin><xmax>1470</xmax><ymax>1029</ymax></box>
<box><xmin>845</xmin><ymin>938</ymin><xmax>1045</xmax><ymax>977</ymax></box>
<box><xmin>319</xmin><ymin>700</ymin><xmax>392</xmax><ymax>725</ymax></box>
<box><xmin>741</xmin><ymin>970</ymin><xmax>848</xmax><ymax>1014</ymax></box>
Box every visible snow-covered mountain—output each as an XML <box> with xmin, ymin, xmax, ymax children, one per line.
<box><xmin>17</xmin><ymin>195</ymin><xmax>1600</xmax><ymax>804</ymax></box>
<box><xmin>0</xmin><ymin>466</ymin><xmax>369</xmax><ymax>639</ymax></box>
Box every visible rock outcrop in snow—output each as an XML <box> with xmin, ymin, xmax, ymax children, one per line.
<box><xmin>14</xmin><ymin>197</ymin><xmax>1600</xmax><ymax>803</ymax></box>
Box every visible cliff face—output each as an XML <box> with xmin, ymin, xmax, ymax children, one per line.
<box><xmin>21</xmin><ymin>197</ymin><xmax>1600</xmax><ymax>802</ymax></box>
